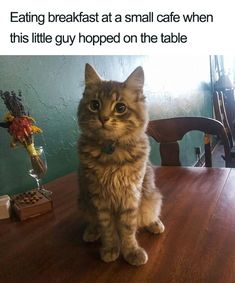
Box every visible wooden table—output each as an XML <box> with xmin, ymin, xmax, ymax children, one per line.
<box><xmin>1</xmin><ymin>166</ymin><xmax>235</xmax><ymax>283</ymax></box>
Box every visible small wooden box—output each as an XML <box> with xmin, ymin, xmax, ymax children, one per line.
<box><xmin>0</xmin><ymin>195</ymin><xmax>11</xmax><ymax>220</ymax></box>
<box><xmin>11</xmin><ymin>189</ymin><xmax>53</xmax><ymax>221</ymax></box>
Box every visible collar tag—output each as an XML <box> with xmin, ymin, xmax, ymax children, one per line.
<box><xmin>101</xmin><ymin>141</ymin><xmax>115</xmax><ymax>154</ymax></box>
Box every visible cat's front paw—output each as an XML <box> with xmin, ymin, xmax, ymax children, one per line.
<box><xmin>123</xmin><ymin>247</ymin><xmax>148</xmax><ymax>266</ymax></box>
<box><xmin>100</xmin><ymin>246</ymin><xmax>120</xmax><ymax>263</ymax></box>
<box><xmin>146</xmin><ymin>218</ymin><xmax>165</xmax><ymax>234</ymax></box>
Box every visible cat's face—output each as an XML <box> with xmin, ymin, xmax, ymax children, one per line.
<box><xmin>78</xmin><ymin>64</ymin><xmax>148</xmax><ymax>141</ymax></box>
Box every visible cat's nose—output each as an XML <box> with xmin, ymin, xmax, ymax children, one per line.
<box><xmin>99</xmin><ymin>116</ymin><xmax>110</xmax><ymax>124</ymax></box>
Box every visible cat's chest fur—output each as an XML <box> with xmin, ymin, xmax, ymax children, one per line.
<box><xmin>78</xmin><ymin>135</ymin><xmax>149</xmax><ymax>208</ymax></box>
<box><xmin>79</xmin><ymin>134</ymin><xmax>148</xmax><ymax>167</ymax></box>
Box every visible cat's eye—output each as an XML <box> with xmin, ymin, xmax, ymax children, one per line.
<box><xmin>115</xmin><ymin>103</ymin><xmax>127</xmax><ymax>114</ymax></box>
<box><xmin>89</xmin><ymin>100</ymin><xmax>100</xmax><ymax>112</ymax></box>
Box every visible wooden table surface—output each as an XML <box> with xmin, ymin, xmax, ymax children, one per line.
<box><xmin>1</xmin><ymin>166</ymin><xmax>235</xmax><ymax>283</ymax></box>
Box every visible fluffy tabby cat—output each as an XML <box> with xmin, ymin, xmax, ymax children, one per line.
<box><xmin>77</xmin><ymin>63</ymin><xmax>164</xmax><ymax>266</ymax></box>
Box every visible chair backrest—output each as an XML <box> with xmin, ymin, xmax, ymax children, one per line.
<box><xmin>147</xmin><ymin>116</ymin><xmax>231</xmax><ymax>167</ymax></box>
<box><xmin>213</xmin><ymin>90</ymin><xmax>233</xmax><ymax>148</ymax></box>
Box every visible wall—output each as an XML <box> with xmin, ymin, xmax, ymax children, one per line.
<box><xmin>0</xmin><ymin>55</ymin><xmax>212</xmax><ymax>195</ymax></box>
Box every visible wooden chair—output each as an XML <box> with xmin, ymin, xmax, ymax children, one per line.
<box><xmin>147</xmin><ymin>116</ymin><xmax>231</xmax><ymax>167</ymax></box>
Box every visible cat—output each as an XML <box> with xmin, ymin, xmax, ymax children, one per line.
<box><xmin>77</xmin><ymin>63</ymin><xmax>164</xmax><ymax>266</ymax></box>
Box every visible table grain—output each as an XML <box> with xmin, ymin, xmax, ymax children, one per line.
<box><xmin>1</xmin><ymin>166</ymin><xmax>235</xmax><ymax>283</ymax></box>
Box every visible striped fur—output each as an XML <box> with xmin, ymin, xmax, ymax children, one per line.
<box><xmin>77</xmin><ymin>64</ymin><xmax>164</xmax><ymax>266</ymax></box>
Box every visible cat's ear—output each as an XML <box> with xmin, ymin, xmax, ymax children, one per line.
<box><xmin>85</xmin><ymin>63</ymin><xmax>102</xmax><ymax>86</ymax></box>
<box><xmin>124</xmin><ymin>66</ymin><xmax>144</xmax><ymax>90</ymax></box>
